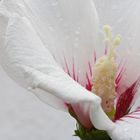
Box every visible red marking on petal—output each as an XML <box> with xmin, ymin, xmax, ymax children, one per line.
<box><xmin>137</xmin><ymin>106</ymin><xmax>140</xmax><ymax>110</ymax></box>
<box><xmin>86</xmin><ymin>72</ymin><xmax>92</xmax><ymax>91</ymax></box>
<box><xmin>104</xmin><ymin>46</ymin><xmax>108</xmax><ymax>55</ymax></box>
<box><xmin>93</xmin><ymin>49</ymin><xmax>96</xmax><ymax>62</ymax></box>
<box><xmin>123</xmin><ymin>115</ymin><xmax>140</xmax><ymax>120</ymax></box>
<box><xmin>84</xmin><ymin>50</ymin><xmax>97</xmax><ymax>91</ymax></box>
<box><xmin>115</xmin><ymin>118</ymin><xmax>125</xmax><ymax>122</ymax></box>
<box><xmin>115</xmin><ymin>66</ymin><xmax>126</xmax><ymax>90</ymax></box>
<box><xmin>117</xmin><ymin>107</ymin><xmax>140</xmax><ymax>122</ymax></box>
<box><xmin>64</xmin><ymin>56</ymin><xmax>70</xmax><ymax>76</ymax></box>
<box><xmin>88</xmin><ymin>62</ymin><xmax>92</xmax><ymax>76</ymax></box>
<box><xmin>115</xmin><ymin>61</ymin><xmax>126</xmax><ymax>92</ymax></box>
<box><xmin>72</xmin><ymin>58</ymin><xmax>76</xmax><ymax>80</ymax></box>
<box><xmin>64</xmin><ymin>57</ymin><xmax>80</xmax><ymax>83</ymax></box>
<box><xmin>117</xmin><ymin>60</ymin><xmax>124</xmax><ymax>70</ymax></box>
<box><xmin>116</xmin><ymin>67</ymin><xmax>125</xmax><ymax>83</ymax></box>
<box><xmin>131</xmin><ymin>113</ymin><xmax>140</xmax><ymax>116</ymax></box>
<box><xmin>115</xmin><ymin>77</ymin><xmax>140</xmax><ymax>120</ymax></box>
<box><xmin>127</xmin><ymin>107</ymin><xmax>140</xmax><ymax>115</ymax></box>
<box><xmin>72</xmin><ymin>104</ymin><xmax>93</xmax><ymax>129</ymax></box>
<box><xmin>76</xmin><ymin>72</ymin><xmax>79</xmax><ymax>82</ymax></box>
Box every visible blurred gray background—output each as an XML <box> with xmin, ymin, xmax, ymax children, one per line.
<box><xmin>0</xmin><ymin>66</ymin><xmax>79</xmax><ymax>140</ymax></box>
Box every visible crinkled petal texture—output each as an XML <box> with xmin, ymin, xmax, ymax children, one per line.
<box><xmin>0</xmin><ymin>0</ymin><xmax>103</xmax><ymax>129</ymax></box>
<box><xmin>0</xmin><ymin>0</ymin><xmax>116</xmax><ymax>131</ymax></box>
<box><xmin>108</xmin><ymin>106</ymin><xmax>140</xmax><ymax>140</ymax></box>
<box><xmin>1</xmin><ymin>0</ymin><xmax>140</xmax><ymax>139</ymax></box>
<box><xmin>0</xmin><ymin>0</ymin><xmax>100</xmax><ymax>103</ymax></box>
<box><xmin>1</xmin><ymin>0</ymin><xmax>99</xmax><ymax>85</ymax></box>
<box><xmin>0</xmin><ymin>5</ymin><xmax>101</xmax><ymax>114</ymax></box>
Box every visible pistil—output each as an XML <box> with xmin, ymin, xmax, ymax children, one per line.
<box><xmin>91</xmin><ymin>25</ymin><xmax>121</xmax><ymax>116</ymax></box>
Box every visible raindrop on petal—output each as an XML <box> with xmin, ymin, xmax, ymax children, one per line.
<box><xmin>27</xmin><ymin>86</ymin><xmax>33</xmax><ymax>91</ymax></box>
<box><xmin>51</xmin><ymin>0</ymin><xmax>58</xmax><ymax>6</ymax></box>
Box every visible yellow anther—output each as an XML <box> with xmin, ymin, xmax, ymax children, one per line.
<box><xmin>103</xmin><ymin>26</ymin><xmax>121</xmax><ymax>60</ymax></box>
<box><xmin>104</xmin><ymin>25</ymin><xmax>111</xmax><ymax>35</ymax></box>
<box><xmin>103</xmin><ymin>25</ymin><xmax>112</xmax><ymax>40</ymax></box>
<box><xmin>114</xmin><ymin>35</ymin><xmax>122</xmax><ymax>46</ymax></box>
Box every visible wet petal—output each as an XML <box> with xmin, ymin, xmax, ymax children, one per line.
<box><xmin>1</xmin><ymin>0</ymin><xmax>99</xmax><ymax>83</ymax></box>
<box><xmin>93</xmin><ymin>0</ymin><xmax>140</xmax><ymax>50</ymax></box>
<box><xmin>115</xmin><ymin>77</ymin><xmax>140</xmax><ymax>120</ymax></box>
<box><xmin>108</xmin><ymin>107</ymin><xmax>140</xmax><ymax>140</ymax></box>
<box><xmin>93</xmin><ymin>0</ymin><xmax>140</xmax><ymax>88</ymax></box>
<box><xmin>90</xmin><ymin>106</ymin><xmax>115</xmax><ymax>131</ymax></box>
<box><xmin>0</xmin><ymin>9</ymin><xmax>101</xmax><ymax>113</ymax></box>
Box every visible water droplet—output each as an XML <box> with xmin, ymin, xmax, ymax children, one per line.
<box><xmin>65</xmin><ymin>34</ymin><xmax>70</xmax><ymax>40</ymax></box>
<box><xmin>75</xmin><ymin>30</ymin><xmax>80</xmax><ymax>35</ymax></box>
<box><xmin>112</xmin><ymin>5</ymin><xmax>118</xmax><ymax>10</ymax></box>
<box><xmin>48</xmin><ymin>25</ymin><xmax>54</xmax><ymax>31</ymax></box>
<box><xmin>18</xmin><ymin>3</ymin><xmax>25</xmax><ymax>8</ymax></box>
<box><xmin>51</xmin><ymin>0</ymin><xmax>58</xmax><ymax>6</ymax></box>
<box><xmin>56</xmin><ymin>12</ymin><xmax>61</xmax><ymax>18</ymax></box>
<box><xmin>124</xmin><ymin>128</ymin><xmax>129</xmax><ymax>132</ymax></box>
<box><xmin>74</xmin><ymin>43</ymin><xmax>79</xmax><ymax>48</ymax></box>
<box><xmin>63</xmin><ymin>23</ymin><xmax>68</xmax><ymax>28</ymax></box>
<box><xmin>58</xmin><ymin>17</ymin><xmax>63</xmax><ymax>23</ymax></box>
<box><xmin>27</xmin><ymin>86</ymin><xmax>33</xmax><ymax>91</ymax></box>
<box><xmin>119</xmin><ymin>137</ymin><xmax>123</xmax><ymax>140</ymax></box>
<box><xmin>75</xmin><ymin>37</ymin><xmax>79</xmax><ymax>42</ymax></box>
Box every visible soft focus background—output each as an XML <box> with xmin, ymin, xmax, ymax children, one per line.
<box><xmin>0</xmin><ymin>66</ymin><xmax>79</xmax><ymax>140</ymax></box>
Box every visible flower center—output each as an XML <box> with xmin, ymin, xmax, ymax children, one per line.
<box><xmin>91</xmin><ymin>25</ymin><xmax>121</xmax><ymax>114</ymax></box>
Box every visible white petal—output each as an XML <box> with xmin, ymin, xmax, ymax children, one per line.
<box><xmin>0</xmin><ymin>10</ymin><xmax>101</xmax><ymax>112</ymax></box>
<box><xmin>1</xmin><ymin>0</ymin><xmax>99</xmax><ymax>84</ymax></box>
<box><xmin>93</xmin><ymin>0</ymin><xmax>140</xmax><ymax>49</ymax></box>
<box><xmin>108</xmin><ymin>108</ymin><xmax>140</xmax><ymax>140</ymax></box>
<box><xmin>131</xmin><ymin>89</ymin><xmax>140</xmax><ymax>112</ymax></box>
<box><xmin>93</xmin><ymin>0</ymin><xmax>140</xmax><ymax>90</ymax></box>
<box><xmin>0</xmin><ymin>0</ymin><xmax>24</xmax><ymax>15</ymax></box>
<box><xmin>90</xmin><ymin>105</ymin><xmax>115</xmax><ymax>131</ymax></box>
<box><xmin>0</xmin><ymin>8</ymin><xmax>66</xmax><ymax>110</ymax></box>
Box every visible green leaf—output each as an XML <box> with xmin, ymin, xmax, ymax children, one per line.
<box><xmin>74</xmin><ymin>122</ymin><xmax>112</xmax><ymax>140</ymax></box>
